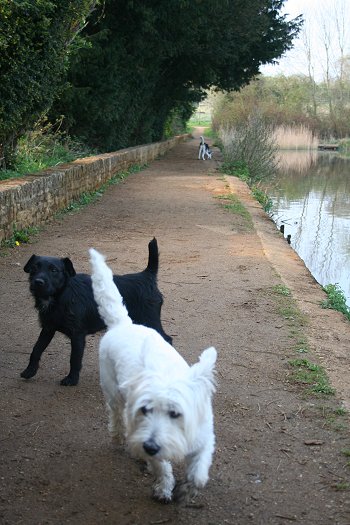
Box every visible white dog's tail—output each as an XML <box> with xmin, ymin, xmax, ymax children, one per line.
<box><xmin>199</xmin><ymin>135</ymin><xmax>205</xmax><ymax>145</ymax></box>
<box><xmin>89</xmin><ymin>248</ymin><xmax>132</xmax><ymax>329</ymax></box>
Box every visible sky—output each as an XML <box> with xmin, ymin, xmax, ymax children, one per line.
<box><xmin>260</xmin><ymin>0</ymin><xmax>350</xmax><ymax>81</ymax></box>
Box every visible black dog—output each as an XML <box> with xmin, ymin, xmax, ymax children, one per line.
<box><xmin>21</xmin><ymin>238</ymin><xmax>172</xmax><ymax>386</ymax></box>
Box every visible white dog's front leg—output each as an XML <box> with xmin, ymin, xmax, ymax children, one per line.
<box><xmin>148</xmin><ymin>459</ymin><xmax>175</xmax><ymax>503</ymax></box>
<box><xmin>106</xmin><ymin>400</ymin><xmax>124</xmax><ymax>443</ymax></box>
<box><xmin>174</xmin><ymin>437</ymin><xmax>215</xmax><ymax>502</ymax></box>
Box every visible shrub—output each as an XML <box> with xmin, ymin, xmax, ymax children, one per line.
<box><xmin>219</xmin><ymin>112</ymin><xmax>279</xmax><ymax>184</ymax></box>
<box><xmin>0</xmin><ymin>1</ymin><xmax>97</xmax><ymax>168</ymax></box>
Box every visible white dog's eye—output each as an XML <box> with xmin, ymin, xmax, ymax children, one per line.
<box><xmin>141</xmin><ymin>406</ymin><xmax>152</xmax><ymax>416</ymax></box>
<box><xmin>169</xmin><ymin>410</ymin><xmax>181</xmax><ymax>419</ymax></box>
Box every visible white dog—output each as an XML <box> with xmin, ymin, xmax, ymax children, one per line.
<box><xmin>89</xmin><ymin>248</ymin><xmax>217</xmax><ymax>503</ymax></box>
<box><xmin>198</xmin><ymin>135</ymin><xmax>213</xmax><ymax>160</ymax></box>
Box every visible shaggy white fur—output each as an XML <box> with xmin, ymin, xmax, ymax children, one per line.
<box><xmin>89</xmin><ymin>248</ymin><xmax>217</xmax><ymax>503</ymax></box>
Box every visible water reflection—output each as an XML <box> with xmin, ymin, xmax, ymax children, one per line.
<box><xmin>277</xmin><ymin>149</ymin><xmax>318</xmax><ymax>173</ymax></box>
<box><xmin>265</xmin><ymin>151</ymin><xmax>350</xmax><ymax>304</ymax></box>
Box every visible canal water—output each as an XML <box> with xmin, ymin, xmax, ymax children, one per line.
<box><xmin>265</xmin><ymin>150</ymin><xmax>350</xmax><ymax>305</ymax></box>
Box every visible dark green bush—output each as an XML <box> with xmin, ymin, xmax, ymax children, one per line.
<box><xmin>0</xmin><ymin>0</ymin><xmax>97</xmax><ymax>167</ymax></box>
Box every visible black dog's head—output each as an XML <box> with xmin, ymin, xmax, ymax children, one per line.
<box><xmin>24</xmin><ymin>255</ymin><xmax>76</xmax><ymax>299</ymax></box>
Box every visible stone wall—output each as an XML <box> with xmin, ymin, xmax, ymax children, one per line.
<box><xmin>0</xmin><ymin>134</ymin><xmax>189</xmax><ymax>242</ymax></box>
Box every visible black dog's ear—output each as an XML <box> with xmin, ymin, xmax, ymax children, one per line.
<box><xmin>24</xmin><ymin>255</ymin><xmax>37</xmax><ymax>273</ymax></box>
<box><xmin>62</xmin><ymin>257</ymin><xmax>76</xmax><ymax>277</ymax></box>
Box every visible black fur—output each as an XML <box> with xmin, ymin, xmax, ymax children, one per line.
<box><xmin>21</xmin><ymin>238</ymin><xmax>172</xmax><ymax>386</ymax></box>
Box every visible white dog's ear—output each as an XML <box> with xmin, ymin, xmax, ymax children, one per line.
<box><xmin>190</xmin><ymin>346</ymin><xmax>217</xmax><ymax>394</ymax></box>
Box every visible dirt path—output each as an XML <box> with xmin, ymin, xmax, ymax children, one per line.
<box><xmin>1</xmin><ymin>130</ymin><xmax>350</xmax><ymax>524</ymax></box>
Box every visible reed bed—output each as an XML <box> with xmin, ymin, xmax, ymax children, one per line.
<box><xmin>274</xmin><ymin>125</ymin><xmax>318</xmax><ymax>150</ymax></box>
<box><xmin>219</xmin><ymin>126</ymin><xmax>235</xmax><ymax>151</ymax></box>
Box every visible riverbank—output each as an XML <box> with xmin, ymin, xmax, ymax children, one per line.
<box><xmin>265</xmin><ymin>151</ymin><xmax>350</xmax><ymax>307</ymax></box>
<box><xmin>227</xmin><ymin>174</ymin><xmax>350</xmax><ymax>410</ymax></box>
<box><xmin>1</xmin><ymin>131</ymin><xmax>349</xmax><ymax>524</ymax></box>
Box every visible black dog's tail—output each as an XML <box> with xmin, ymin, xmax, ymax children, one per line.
<box><xmin>146</xmin><ymin>237</ymin><xmax>159</xmax><ymax>274</ymax></box>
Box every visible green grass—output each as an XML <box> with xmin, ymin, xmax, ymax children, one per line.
<box><xmin>288</xmin><ymin>358</ymin><xmax>335</xmax><ymax>396</ymax></box>
<box><xmin>220</xmin><ymin>160</ymin><xmax>250</xmax><ymax>181</ymax></box>
<box><xmin>0</xmin><ymin>226</ymin><xmax>39</xmax><ymax>249</ymax></box>
<box><xmin>188</xmin><ymin>115</ymin><xmax>212</xmax><ymax>126</ymax></box>
<box><xmin>215</xmin><ymin>193</ymin><xmax>253</xmax><ymax>230</ymax></box>
<box><xmin>251</xmin><ymin>185</ymin><xmax>273</xmax><ymax>213</ymax></box>
<box><xmin>272</xmin><ymin>284</ymin><xmax>306</xmax><ymax>325</ymax></box>
<box><xmin>271</xmin><ymin>284</ymin><xmax>309</xmax><ymax>355</ymax></box>
<box><xmin>187</xmin><ymin>124</ymin><xmax>215</xmax><ymax>139</ymax></box>
<box><xmin>187</xmin><ymin>113</ymin><xmax>216</xmax><ymax>138</ymax></box>
<box><xmin>322</xmin><ymin>283</ymin><xmax>350</xmax><ymax>321</ymax></box>
<box><xmin>0</xmin><ymin>119</ymin><xmax>96</xmax><ymax>181</ymax></box>
<box><xmin>273</xmin><ymin>284</ymin><xmax>291</xmax><ymax>296</ymax></box>
<box><xmin>0</xmin><ymin>143</ymin><xmax>77</xmax><ymax>181</ymax></box>
<box><xmin>220</xmin><ymin>163</ymin><xmax>274</xmax><ymax>214</ymax></box>
<box><xmin>320</xmin><ymin>405</ymin><xmax>348</xmax><ymax>432</ymax></box>
<box><xmin>333</xmin><ymin>483</ymin><xmax>350</xmax><ymax>491</ymax></box>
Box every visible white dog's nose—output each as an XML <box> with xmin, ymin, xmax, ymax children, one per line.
<box><xmin>143</xmin><ymin>439</ymin><xmax>160</xmax><ymax>456</ymax></box>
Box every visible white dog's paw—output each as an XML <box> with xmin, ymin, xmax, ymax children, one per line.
<box><xmin>173</xmin><ymin>480</ymin><xmax>199</xmax><ymax>503</ymax></box>
<box><xmin>152</xmin><ymin>483</ymin><xmax>173</xmax><ymax>504</ymax></box>
<box><xmin>149</xmin><ymin>459</ymin><xmax>175</xmax><ymax>503</ymax></box>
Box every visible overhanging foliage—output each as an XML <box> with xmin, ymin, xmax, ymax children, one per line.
<box><xmin>0</xmin><ymin>0</ymin><xmax>98</xmax><ymax>167</ymax></box>
<box><xmin>52</xmin><ymin>0</ymin><xmax>301</xmax><ymax>151</ymax></box>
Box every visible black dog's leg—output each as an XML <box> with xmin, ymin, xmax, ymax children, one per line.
<box><xmin>153</xmin><ymin>321</ymin><xmax>172</xmax><ymax>345</ymax></box>
<box><xmin>21</xmin><ymin>328</ymin><xmax>56</xmax><ymax>379</ymax></box>
<box><xmin>60</xmin><ymin>333</ymin><xmax>86</xmax><ymax>386</ymax></box>
<box><xmin>163</xmin><ymin>332</ymin><xmax>173</xmax><ymax>345</ymax></box>
<box><xmin>146</xmin><ymin>305</ymin><xmax>173</xmax><ymax>346</ymax></box>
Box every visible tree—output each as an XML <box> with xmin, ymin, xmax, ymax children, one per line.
<box><xmin>0</xmin><ymin>0</ymin><xmax>98</xmax><ymax>167</ymax></box>
<box><xmin>212</xmin><ymin>75</ymin><xmax>318</xmax><ymax>132</ymax></box>
<box><xmin>52</xmin><ymin>0</ymin><xmax>301</xmax><ymax>151</ymax></box>
<box><xmin>301</xmin><ymin>0</ymin><xmax>350</xmax><ymax>137</ymax></box>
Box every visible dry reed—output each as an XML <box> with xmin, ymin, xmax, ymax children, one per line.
<box><xmin>273</xmin><ymin>125</ymin><xmax>318</xmax><ymax>150</ymax></box>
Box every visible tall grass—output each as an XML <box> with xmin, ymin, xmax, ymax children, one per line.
<box><xmin>0</xmin><ymin>118</ymin><xmax>96</xmax><ymax>181</ymax></box>
<box><xmin>274</xmin><ymin>125</ymin><xmax>318</xmax><ymax>150</ymax></box>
